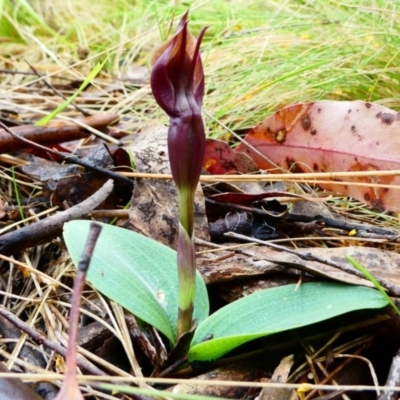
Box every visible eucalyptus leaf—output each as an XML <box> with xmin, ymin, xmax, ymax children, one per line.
<box><xmin>189</xmin><ymin>282</ymin><xmax>388</xmax><ymax>362</ymax></box>
<box><xmin>63</xmin><ymin>220</ymin><xmax>209</xmax><ymax>344</ymax></box>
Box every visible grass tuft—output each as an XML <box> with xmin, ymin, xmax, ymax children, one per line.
<box><xmin>2</xmin><ymin>1</ymin><xmax>400</xmax><ymax>132</ymax></box>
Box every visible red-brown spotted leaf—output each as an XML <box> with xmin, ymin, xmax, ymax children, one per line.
<box><xmin>236</xmin><ymin>101</ymin><xmax>400</xmax><ymax>212</ymax></box>
<box><xmin>204</xmin><ymin>138</ymin><xmax>258</xmax><ymax>175</ymax></box>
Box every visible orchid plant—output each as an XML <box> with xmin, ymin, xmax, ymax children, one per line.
<box><xmin>150</xmin><ymin>12</ymin><xmax>207</xmax><ymax>337</ymax></box>
<box><xmin>63</xmin><ymin>12</ymin><xmax>388</xmax><ymax>367</ymax></box>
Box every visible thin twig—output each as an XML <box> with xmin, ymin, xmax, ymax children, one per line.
<box><xmin>0</xmin><ymin>120</ymin><xmax>133</xmax><ymax>186</ymax></box>
<box><xmin>0</xmin><ymin>68</ymin><xmax>72</xmax><ymax>80</ymax></box>
<box><xmin>122</xmin><ymin>170</ymin><xmax>400</xmax><ymax>181</ymax></box>
<box><xmin>56</xmin><ymin>222</ymin><xmax>103</xmax><ymax>399</ymax></box>
<box><xmin>225</xmin><ymin>231</ymin><xmax>400</xmax><ymax>296</ymax></box>
<box><xmin>206</xmin><ymin>198</ymin><xmax>398</xmax><ymax>236</ymax></box>
<box><xmin>0</xmin><ymin>305</ymin><xmax>107</xmax><ymax>377</ymax></box>
<box><xmin>26</xmin><ymin>61</ymin><xmax>91</xmax><ymax>116</ymax></box>
<box><xmin>0</xmin><ymin>180</ymin><xmax>114</xmax><ymax>256</ymax></box>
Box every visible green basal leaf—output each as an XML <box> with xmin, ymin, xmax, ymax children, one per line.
<box><xmin>63</xmin><ymin>220</ymin><xmax>209</xmax><ymax>344</ymax></box>
<box><xmin>189</xmin><ymin>282</ymin><xmax>388</xmax><ymax>362</ymax></box>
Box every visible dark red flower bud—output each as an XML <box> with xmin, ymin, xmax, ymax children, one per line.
<box><xmin>151</xmin><ymin>13</ymin><xmax>207</xmax><ymax>233</ymax></box>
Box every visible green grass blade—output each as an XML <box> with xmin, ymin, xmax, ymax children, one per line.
<box><xmin>13</xmin><ymin>0</ymin><xmax>59</xmax><ymax>38</ymax></box>
<box><xmin>36</xmin><ymin>61</ymin><xmax>105</xmax><ymax>126</ymax></box>
<box><xmin>345</xmin><ymin>255</ymin><xmax>400</xmax><ymax>316</ymax></box>
<box><xmin>11</xmin><ymin>167</ymin><xmax>25</xmax><ymax>225</ymax></box>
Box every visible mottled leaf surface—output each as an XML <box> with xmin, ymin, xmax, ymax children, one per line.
<box><xmin>236</xmin><ymin>101</ymin><xmax>400</xmax><ymax>211</ymax></box>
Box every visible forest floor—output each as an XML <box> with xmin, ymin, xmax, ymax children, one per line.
<box><xmin>1</xmin><ymin>1</ymin><xmax>400</xmax><ymax>399</ymax></box>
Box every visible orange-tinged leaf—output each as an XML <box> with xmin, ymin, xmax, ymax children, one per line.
<box><xmin>204</xmin><ymin>138</ymin><xmax>258</xmax><ymax>175</ymax></box>
<box><xmin>236</xmin><ymin>100</ymin><xmax>400</xmax><ymax>211</ymax></box>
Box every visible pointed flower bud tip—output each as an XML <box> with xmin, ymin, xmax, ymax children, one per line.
<box><xmin>150</xmin><ymin>14</ymin><xmax>207</xmax><ymax>117</ymax></box>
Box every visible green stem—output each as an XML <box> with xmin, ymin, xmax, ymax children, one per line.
<box><xmin>176</xmin><ymin>188</ymin><xmax>196</xmax><ymax>338</ymax></box>
<box><xmin>179</xmin><ymin>187</ymin><xmax>194</xmax><ymax>234</ymax></box>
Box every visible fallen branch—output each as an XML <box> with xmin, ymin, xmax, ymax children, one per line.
<box><xmin>0</xmin><ymin>180</ymin><xmax>113</xmax><ymax>256</ymax></box>
<box><xmin>0</xmin><ymin>113</ymin><xmax>118</xmax><ymax>153</ymax></box>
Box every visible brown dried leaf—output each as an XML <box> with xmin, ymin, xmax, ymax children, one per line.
<box><xmin>198</xmin><ymin>245</ymin><xmax>400</xmax><ymax>293</ymax></box>
<box><xmin>204</xmin><ymin>138</ymin><xmax>258</xmax><ymax>175</ymax></box>
<box><xmin>128</xmin><ymin>124</ymin><xmax>209</xmax><ymax>248</ymax></box>
<box><xmin>168</xmin><ymin>361</ymin><xmax>259</xmax><ymax>398</ymax></box>
<box><xmin>22</xmin><ymin>145</ymin><xmax>115</xmax><ymax>208</ymax></box>
<box><xmin>237</xmin><ymin>101</ymin><xmax>400</xmax><ymax>211</ymax></box>
<box><xmin>256</xmin><ymin>355</ymin><xmax>294</xmax><ymax>400</ymax></box>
